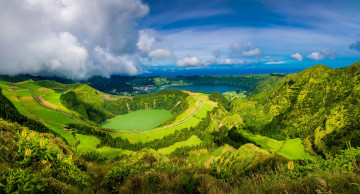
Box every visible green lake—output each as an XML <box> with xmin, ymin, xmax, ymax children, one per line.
<box><xmin>100</xmin><ymin>109</ymin><xmax>172</xmax><ymax>131</ymax></box>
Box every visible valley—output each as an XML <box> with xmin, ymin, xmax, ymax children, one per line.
<box><xmin>1</xmin><ymin>62</ymin><xmax>360</xmax><ymax>193</ymax></box>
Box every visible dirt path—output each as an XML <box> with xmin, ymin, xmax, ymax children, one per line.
<box><xmin>15</xmin><ymin>84</ymin><xmax>90</xmax><ymax>126</ymax></box>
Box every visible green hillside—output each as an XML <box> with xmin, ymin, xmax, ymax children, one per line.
<box><xmin>2</xmin><ymin>62</ymin><xmax>360</xmax><ymax>192</ymax></box>
<box><xmin>243</xmin><ymin>62</ymin><xmax>360</xmax><ymax>155</ymax></box>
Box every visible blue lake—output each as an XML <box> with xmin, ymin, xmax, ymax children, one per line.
<box><xmin>150</xmin><ymin>84</ymin><xmax>244</xmax><ymax>94</ymax></box>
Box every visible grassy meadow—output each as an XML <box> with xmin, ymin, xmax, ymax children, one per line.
<box><xmin>100</xmin><ymin>109</ymin><xmax>172</xmax><ymax>131</ymax></box>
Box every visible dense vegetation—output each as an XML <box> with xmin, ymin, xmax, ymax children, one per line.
<box><xmin>61</xmin><ymin>91</ymin><xmax>112</xmax><ymax>123</ymax></box>
<box><xmin>240</xmin><ymin>62</ymin><xmax>360</xmax><ymax>156</ymax></box>
<box><xmin>2</xmin><ymin>62</ymin><xmax>360</xmax><ymax>193</ymax></box>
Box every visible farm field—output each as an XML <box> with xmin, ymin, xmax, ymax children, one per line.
<box><xmin>101</xmin><ymin>109</ymin><xmax>172</xmax><ymax>131</ymax></box>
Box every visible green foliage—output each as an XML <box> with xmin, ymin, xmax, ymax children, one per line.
<box><xmin>80</xmin><ymin>150</ymin><xmax>106</xmax><ymax>162</ymax></box>
<box><xmin>104</xmin><ymin>164</ymin><xmax>142</xmax><ymax>192</ymax></box>
<box><xmin>0</xmin><ymin>119</ymin><xmax>91</xmax><ymax>192</ymax></box>
<box><xmin>61</xmin><ymin>91</ymin><xmax>112</xmax><ymax>123</ymax></box>
<box><xmin>209</xmin><ymin>92</ymin><xmax>230</xmax><ymax>110</ymax></box>
<box><xmin>0</xmin><ymin>168</ymin><xmax>45</xmax><ymax>193</ymax></box>
<box><xmin>246</xmin><ymin>62</ymin><xmax>360</xmax><ymax>154</ymax></box>
<box><xmin>35</xmin><ymin>80</ymin><xmax>76</xmax><ymax>90</ymax></box>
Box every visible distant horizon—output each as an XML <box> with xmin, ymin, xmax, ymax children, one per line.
<box><xmin>2</xmin><ymin>59</ymin><xmax>360</xmax><ymax>80</ymax></box>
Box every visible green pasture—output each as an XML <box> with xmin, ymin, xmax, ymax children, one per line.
<box><xmin>278</xmin><ymin>138</ymin><xmax>320</xmax><ymax>160</ymax></box>
<box><xmin>157</xmin><ymin>135</ymin><xmax>202</xmax><ymax>155</ymax></box>
<box><xmin>239</xmin><ymin>130</ymin><xmax>283</xmax><ymax>153</ymax></box>
<box><xmin>239</xmin><ymin>130</ymin><xmax>318</xmax><ymax>160</ymax></box>
<box><xmin>17</xmin><ymin>81</ymin><xmax>41</xmax><ymax>96</ymax></box>
<box><xmin>76</xmin><ymin>134</ymin><xmax>100</xmax><ymax>153</ymax></box>
<box><xmin>41</xmin><ymin>89</ymin><xmax>63</xmax><ymax>106</ymax></box>
<box><xmin>97</xmin><ymin>147</ymin><xmax>134</xmax><ymax>158</ymax></box>
<box><xmin>21</xmin><ymin>96</ymin><xmax>78</xmax><ymax>125</ymax></box>
<box><xmin>172</xmin><ymin>96</ymin><xmax>198</xmax><ymax>123</ymax></box>
<box><xmin>41</xmin><ymin>121</ymin><xmax>77</xmax><ymax>146</ymax></box>
<box><xmin>101</xmin><ymin>109</ymin><xmax>172</xmax><ymax>131</ymax></box>
<box><xmin>195</xmin><ymin>103</ymin><xmax>213</xmax><ymax>118</ymax></box>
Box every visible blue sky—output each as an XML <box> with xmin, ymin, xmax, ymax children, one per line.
<box><xmin>139</xmin><ymin>0</ymin><xmax>360</xmax><ymax>69</ymax></box>
<box><xmin>1</xmin><ymin>0</ymin><xmax>360</xmax><ymax>79</ymax></box>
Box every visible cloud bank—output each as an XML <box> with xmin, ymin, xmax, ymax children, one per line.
<box><xmin>0</xmin><ymin>0</ymin><xmax>156</xmax><ymax>79</ymax></box>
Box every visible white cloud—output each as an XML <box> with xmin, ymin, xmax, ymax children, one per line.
<box><xmin>176</xmin><ymin>56</ymin><xmax>206</xmax><ymax>67</ymax></box>
<box><xmin>228</xmin><ymin>42</ymin><xmax>261</xmax><ymax>58</ymax></box>
<box><xmin>217</xmin><ymin>58</ymin><xmax>245</xmax><ymax>65</ymax></box>
<box><xmin>307</xmin><ymin>52</ymin><xmax>325</xmax><ymax>61</ymax></box>
<box><xmin>242</xmin><ymin>48</ymin><xmax>261</xmax><ymax>57</ymax></box>
<box><xmin>306</xmin><ymin>48</ymin><xmax>338</xmax><ymax>61</ymax></box>
<box><xmin>148</xmin><ymin>49</ymin><xmax>172</xmax><ymax>58</ymax></box>
<box><xmin>321</xmin><ymin>48</ymin><xmax>338</xmax><ymax>59</ymax></box>
<box><xmin>264</xmin><ymin>61</ymin><xmax>286</xmax><ymax>64</ymax></box>
<box><xmin>137</xmin><ymin>29</ymin><xmax>172</xmax><ymax>59</ymax></box>
<box><xmin>0</xmin><ymin>0</ymin><xmax>150</xmax><ymax>79</ymax></box>
<box><xmin>291</xmin><ymin>52</ymin><xmax>304</xmax><ymax>61</ymax></box>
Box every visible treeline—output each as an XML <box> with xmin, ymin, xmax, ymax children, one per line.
<box><xmin>209</xmin><ymin>92</ymin><xmax>231</xmax><ymax>110</ymax></box>
<box><xmin>86</xmin><ymin>75</ymin><xmax>135</xmax><ymax>94</ymax></box>
<box><xmin>0</xmin><ymin>87</ymin><xmax>67</xmax><ymax>143</ymax></box>
<box><xmin>167</xmin><ymin>75</ymin><xmax>269</xmax><ymax>90</ymax></box>
<box><xmin>35</xmin><ymin>80</ymin><xmax>76</xmax><ymax>90</ymax></box>
<box><xmin>0</xmin><ymin>74</ymin><xmax>73</xmax><ymax>84</ymax></box>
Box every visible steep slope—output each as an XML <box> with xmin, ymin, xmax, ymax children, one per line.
<box><xmin>0</xmin><ymin>119</ymin><xmax>90</xmax><ymax>193</ymax></box>
<box><xmin>249</xmin><ymin>62</ymin><xmax>360</xmax><ymax>155</ymax></box>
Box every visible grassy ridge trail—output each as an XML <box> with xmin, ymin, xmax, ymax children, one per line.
<box><xmin>14</xmin><ymin>84</ymin><xmax>88</xmax><ymax>126</ymax></box>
